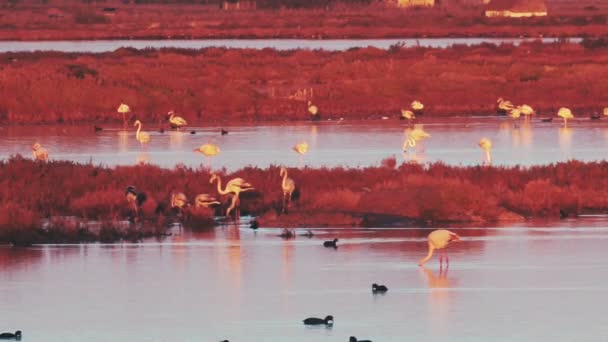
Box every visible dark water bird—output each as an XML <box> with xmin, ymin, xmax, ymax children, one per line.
<box><xmin>94</xmin><ymin>125</ymin><xmax>103</xmax><ymax>132</ymax></box>
<box><xmin>560</xmin><ymin>209</ymin><xmax>568</xmax><ymax>219</ymax></box>
<box><xmin>372</xmin><ymin>283</ymin><xmax>388</xmax><ymax>293</ymax></box>
<box><xmin>541</xmin><ymin>117</ymin><xmax>553</xmax><ymax>123</ymax></box>
<box><xmin>0</xmin><ymin>330</ymin><xmax>21</xmax><ymax>340</ymax></box>
<box><xmin>303</xmin><ymin>315</ymin><xmax>333</xmax><ymax>326</ymax></box>
<box><xmin>590</xmin><ymin>114</ymin><xmax>601</xmax><ymax>120</ymax></box>
<box><xmin>159</xmin><ymin>127</ymin><xmax>165</xmax><ymax>133</ymax></box>
<box><xmin>220</xmin><ymin>340</ymin><xmax>229</xmax><ymax>342</ymax></box>
<box><xmin>190</xmin><ymin>130</ymin><xmax>196</xmax><ymax>134</ymax></box>
<box><xmin>221</xmin><ymin>128</ymin><xmax>229</xmax><ymax>135</ymax></box>
<box><xmin>323</xmin><ymin>238</ymin><xmax>338</xmax><ymax>248</ymax></box>
<box><xmin>301</xmin><ymin>229</ymin><xmax>314</xmax><ymax>238</ymax></box>
<box><xmin>350</xmin><ymin>337</ymin><xmax>372</xmax><ymax>342</ymax></box>
<box><xmin>250</xmin><ymin>219</ymin><xmax>259</xmax><ymax>230</ymax></box>
<box><xmin>279</xmin><ymin>228</ymin><xmax>294</xmax><ymax>239</ymax></box>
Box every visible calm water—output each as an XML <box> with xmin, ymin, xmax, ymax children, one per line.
<box><xmin>2</xmin><ymin>219</ymin><xmax>608</xmax><ymax>341</ymax></box>
<box><xmin>0</xmin><ymin>37</ymin><xmax>579</xmax><ymax>53</ymax></box>
<box><xmin>2</xmin><ymin>118</ymin><xmax>608</xmax><ymax>170</ymax></box>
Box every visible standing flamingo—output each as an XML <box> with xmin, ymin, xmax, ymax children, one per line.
<box><xmin>557</xmin><ymin>107</ymin><xmax>574</xmax><ymax>127</ymax></box>
<box><xmin>171</xmin><ymin>192</ymin><xmax>188</xmax><ymax>218</ymax></box>
<box><xmin>167</xmin><ymin>111</ymin><xmax>188</xmax><ymax>130</ymax></box>
<box><xmin>308</xmin><ymin>101</ymin><xmax>320</xmax><ymax>121</ymax></box>
<box><xmin>411</xmin><ymin>100</ymin><xmax>424</xmax><ymax>115</ymax></box>
<box><xmin>518</xmin><ymin>104</ymin><xmax>535</xmax><ymax>121</ymax></box>
<box><xmin>133</xmin><ymin>120</ymin><xmax>151</xmax><ymax>148</ymax></box>
<box><xmin>478</xmin><ymin>137</ymin><xmax>492</xmax><ymax>165</ymax></box>
<box><xmin>210</xmin><ymin>174</ymin><xmax>255</xmax><ymax>219</ymax></box>
<box><xmin>31</xmin><ymin>143</ymin><xmax>49</xmax><ymax>162</ymax></box>
<box><xmin>125</xmin><ymin>185</ymin><xmax>147</xmax><ymax>222</ymax></box>
<box><xmin>194</xmin><ymin>143</ymin><xmax>220</xmax><ymax>170</ymax></box>
<box><xmin>117</xmin><ymin>103</ymin><xmax>130</xmax><ymax>128</ymax></box>
<box><xmin>194</xmin><ymin>194</ymin><xmax>220</xmax><ymax>208</ymax></box>
<box><xmin>280</xmin><ymin>167</ymin><xmax>296</xmax><ymax>214</ymax></box>
<box><xmin>419</xmin><ymin>229</ymin><xmax>461</xmax><ymax>267</ymax></box>
<box><xmin>497</xmin><ymin>97</ymin><xmax>514</xmax><ymax>115</ymax></box>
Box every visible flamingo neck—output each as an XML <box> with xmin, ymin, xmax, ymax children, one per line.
<box><xmin>135</xmin><ymin>122</ymin><xmax>141</xmax><ymax>139</ymax></box>
<box><xmin>419</xmin><ymin>244</ymin><xmax>435</xmax><ymax>266</ymax></box>
<box><xmin>486</xmin><ymin>150</ymin><xmax>492</xmax><ymax>164</ymax></box>
<box><xmin>214</xmin><ymin>176</ymin><xmax>229</xmax><ymax>195</ymax></box>
<box><xmin>281</xmin><ymin>170</ymin><xmax>289</xmax><ymax>190</ymax></box>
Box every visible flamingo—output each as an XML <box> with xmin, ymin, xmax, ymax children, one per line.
<box><xmin>280</xmin><ymin>167</ymin><xmax>296</xmax><ymax>214</ymax></box>
<box><xmin>210</xmin><ymin>173</ymin><xmax>255</xmax><ymax>219</ymax></box>
<box><xmin>603</xmin><ymin>107</ymin><xmax>608</xmax><ymax>117</ymax></box>
<box><xmin>193</xmin><ymin>143</ymin><xmax>220</xmax><ymax>169</ymax></box>
<box><xmin>411</xmin><ymin>100</ymin><xmax>424</xmax><ymax>115</ymax></box>
<box><xmin>518</xmin><ymin>104</ymin><xmax>535</xmax><ymax>121</ymax></box>
<box><xmin>402</xmin><ymin>136</ymin><xmax>417</xmax><ymax>153</ymax></box>
<box><xmin>125</xmin><ymin>185</ymin><xmax>147</xmax><ymax>221</ymax></box>
<box><xmin>418</xmin><ymin>229</ymin><xmax>461</xmax><ymax>267</ymax></box>
<box><xmin>400</xmin><ymin>109</ymin><xmax>415</xmax><ymax>121</ymax></box>
<box><xmin>31</xmin><ymin>143</ymin><xmax>48</xmax><ymax>162</ymax></box>
<box><xmin>509</xmin><ymin>108</ymin><xmax>521</xmax><ymax>119</ymax></box>
<box><xmin>117</xmin><ymin>103</ymin><xmax>130</xmax><ymax>128</ymax></box>
<box><xmin>497</xmin><ymin>97</ymin><xmax>514</xmax><ymax>115</ymax></box>
<box><xmin>194</xmin><ymin>194</ymin><xmax>220</xmax><ymax>208</ymax></box>
<box><xmin>308</xmin><ymin>101</ymin><xmax>320</xmax><ymax>121</ymax></box>
<box><xmin>171</xmin><ymin>192</ymin><xmax>188</xmax><ymax>217</ymax></box>
<box><xmin>133</xmin><ymin>120</ymin><xmax>151</xmax><ymax>148</ymax></box>
<box><xmin>557</xmin><ymin>107</ymin><xmax>574</xmax><ymax>127</ymax></box>
<box><xmin>478</xmin><ymin>137</ymin><xmax>492</xmax><ymax>165</ymax></box>
<box><xmin>167</xmin><ymin>111</ymin><xmax>188</xmax><ymax>130</ymax></box>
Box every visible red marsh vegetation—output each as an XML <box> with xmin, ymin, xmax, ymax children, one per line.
<box><xmin>1</xmin><ymin>2</ymin><xmax>608</xmax><ymax>40</ymax></box>
<box><xmin>2</xmin><ymin>157</ymin><xmax>608</xmax><ymax>244</ymax></box>
<box><xmin>2</xmin><ymin>40</ymin><xmax>608</xmax><ymax>124</ymax></box>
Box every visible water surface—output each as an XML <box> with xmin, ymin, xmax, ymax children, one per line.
<box><xmin>1</xmin><ymin>219</ymin><xmax>608</xmax><ymax>341</ymax></box>
<box><xmin>0</xmin><ymin>37</ymin><xmax>579</xmax><ymax>53</ymax></box>
<box><xmin>2</xmin><ymin>118</ymin><xmax>608</xmax><ymax>170</ymax></box>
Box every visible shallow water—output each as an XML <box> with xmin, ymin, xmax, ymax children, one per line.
<box><xmin>3</xmin><ymin>117</ymin><xmax>608</xmax><ymax>170</ymax></box>
<box><xmin>2</xmin><ymin>218</ymin><xmax>608</xmax><ymax>341</ymax></box>
<box><xmin>0</xmin><ymin>37</ymin><xmax>579</xmax><ymax>53</ymax></box>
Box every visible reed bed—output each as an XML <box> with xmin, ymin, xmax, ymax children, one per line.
<box><xmin>2</xmin><ymin>157</ymin><xmax>608</xmax><ymax>243</ymax></box>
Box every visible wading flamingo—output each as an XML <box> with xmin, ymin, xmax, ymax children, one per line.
<box><xmin>419</xmin><ymin>229</ymin><xmax>461</xmax><ymax>267</ymax></box>
<box><xmin>125</xmin><ymin>185</ymin><xmax>147</xmax><ymax>221</ymax></box>
<box><xmin>117</xmin><ymin>103</ymin><xmax>130</xmax><ymax>128</ymax></box>
<box><xmin>478</xmin><ymin>137</ymin><xmax>492</xmax><ymax>165</ymax></box>
<box><xmin>167</xmin><ymin>111</ymin><xmax>188</xmax><ymax>130</ymax></box>
<box><xmin>194</xmin><ymin>194</ymin><xmax>220</xmax><ymax>208</ymax></box>
<box><xmin>558</xmin><ymin>107</ymin><xmax>574</xmax><ymax>127</ymax></box>
<box><xmin>497</xmin><ymin>98</ymin><xmax>514</xmax><ymax>115</ymax></box>
<box><xmin>293</xmin><ymin>142</ymin><xmax>309</xmax><ymax>155</ymax></box>
<box><xmin>133</xmin><ymin>120</ymin><xmax>151</xmax><ymax>148</ymax></box>
<box><xmin>171</xmin><ymin>192</ymin><xmax>188</xmax><ymax>218</ymax></box>
<box><xmin>518</xmin><ymin>104</ymin><xmax>535</xmax><ymax>121</ymax></box>
<box><xmin>402</xmin><ymin>136</ymin><xmax>417</xmax><ymax>153</ymax></box>
<box><xmin>411</xmin><ymin>100</ymin><xmax>424</xmax><ymax>115</ymax></box>
<box><xmin>32</xmin><ymin>143</ymin><xmax>48</xmax><ymax>162</ymax></box>
<box><xmin>280</xmin><ymin>167</ymin><xmax>296</xmax><ymax>214</ymax></box>
<box><xmin>408</xmin><ymin>127</ymin><xmax>431</xmax><ymax>153</ymax></box>
<box><xmin>400</xmin><ymin>109</ymin><xmax>415</xmax><ymax>121</ymax></box>
<box><xmin>308</xmin><ymin>101</ymin><xmax>320</xmax><ymax>121</ymax></box>
<box><xmin>509</xmin><ymin>108</ymin><xmax>521</xmax><ymax>119</ymax></box>
<box><xmin>210</xmin><ymin>173</ymin><xmax>255</xmax><ymax>219</ymax></box>
<box><xmin>194</xmin><ymin>143</ymin><xmax>220</xmax><ymax>169</ymax></box>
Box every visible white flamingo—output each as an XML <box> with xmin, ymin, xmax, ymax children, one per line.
<box><xmin>419</xmin><ymin>229</ymin><xmax>461</xmax><ymax>267</ymax></box>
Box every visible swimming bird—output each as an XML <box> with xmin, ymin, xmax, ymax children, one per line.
<box><xmin>496</xmin><ymin>97</ymin><xmax>514</xmax><ymax>115</ymax></box>
<box><xmin>210</xmin><ymin>173</ymin><xmax>255</xmax><ymax>219</ymax></box>
<box><xmin>478</xmin><ymin>137</ymin><xmax>492</xmax><ymax>166</ymax></box>
<box><xmin>279</xmin><ymin>228</ymin><xmax>295</xmax><ymax>239</ymax></box>
<box><xmin>541</xmin><ymin>117</ymin><xmax>553</xmax><ymax>123</ymax></box>
<box><xmin>400</xmin><ymin>109</ymin><xmax>415</xmax><ymax>121</ymax></box>
<box><xmin>117</xmin><ymin>102</ymin><xmax>130</xmax><ymax>128</ymax></box>
<box><xmin>194</xmin><ymin>194</ymin><xmax>220</xmax><ymax>208</ymax></box>
<box><xmin>557</xmin><ymin>107</ymin><xmax>574</xmax><ymax>127</ymax></box>
<box><xmin>280</xmin><ymin>167</ymin><xmax>296</xmax><ymax>214</ymax></box>
<box><xmin>125</xmin><ymin>185</ymin><xmax>147</xmax><ymax>221</ymax></box>
<box><xmin>32</xmin><ymin>142</ymin><xmax>49</xmax><ymax>162</ymax></box>
<box><xmin>411</xmin><ymin>100</ymin><xmax>424</xmax><ymax>115</ymax></box>
<box><xmin>133</xmin><ymin>120</ymin><xmax>151</xmax><ymax>148</ymax></box>
<box><xmin>303</xmin><ymin>315</ymin><xmax>333</xmax><ymax>326</ymax></box>
<box><xmin>167</xmin><ymin>111</ymin><xmax>188</xmax><ymax>130</ymax></box>
<box><xmin>250</xmin><ymin>219</ymin><xmax>259</xmax><ymax>229</ymax></box>
<box><xmin>301</xmin><ymin>229</ymin><xmax>314</xmax><ymax>238</ymax></box>
<box><xmin>419</xmin><ymin>229</ymin><xmax>461</xmax><ymax>266</ymax></box>
<box><xmin>194</xmin><ymin>143</ymin><xmax>220</xmax><ymax>169</ymax></box>
<box><xmin>221</xmin><ymin>128</ymin><xmax>229</xmax><ymax>135</ymax></box>
<box><xmin>0</xmin><ymin>330</ymin><xmax>21</xmax><ymax>340</ymax></box>
<box><xmin>190</xmin><ymin>130</ymin><xmax>196</xmax><ymax>135</ymax></box>
<box><xmin>293</xmin><ymin>141</ymin><xmax>309</xmax><ymax>155</ymax></box>
<box><xmin>308</xmin><ymin>100</ymin><xmax>320</xmax><ymax>121</ymax></box>
<box><xmin>323</xmin><ymin>238</ymin><xmax>338</xmax><ymax>248</ymax></box>
<box><xmin>372</xmin><ymin>283</ymin><xmax>388</xmax><ymax>293</ymax></box>
<box><xmin>350</xmin><ymin>337</ymin><xmax>372</xmax><ymax>342</ymax></box>
<box><xmin>94</xmin><ymin>125</ymin><xmax>103</xmax><ymax>132</ymax></box>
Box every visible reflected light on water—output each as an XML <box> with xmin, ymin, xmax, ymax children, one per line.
<box><xmin>117</xmin><ymin>130</ymin><xmax>130</xmax><ymax>153</ymax></box>
<box><xmin>136</xmin><ymin>152</ymin><xmax>150</xmax><ymax>165</ymax></box>
<box><xmin>559</xmin><ymin>127</ymin><xmax>573</xmax><ymax>150</ymax></box>
<box><xmin>420</xmin><ymin>266</ymin><xmax>455</xmax><ymax>338</ymax></box>
<box><xmin>169</xmin><ymin>130</ymin><xmax>186</xmax><ymax>149</ymax></box>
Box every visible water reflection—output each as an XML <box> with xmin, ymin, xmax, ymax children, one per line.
<box><xmin>168</xmin><ymin>130</ymin><xmax>186</xmax><ymax>149</ymax></box>
<box><xmin>558</xmin><ymin>127</ymin><xmax>573</xmax><ymax>150</ymax></box>
<box><xmin>420</xmin><ymin>266</ymin><xmax>455</xmax><ymax>338</ymax></box>
<box><xmin>117</xmin><ymin>130</ymin><xmax>130</xmax><ymax>153</ymax></box>
<box><xmin>136</xmin><ymin>152</ymin><xmax>150</xmax><ymax>165</ymax></box>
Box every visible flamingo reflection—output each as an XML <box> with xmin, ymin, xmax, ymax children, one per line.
<box><xmin>420</xmin><ymin>265</ymin><xmax>454</xmax><ymax>336</ymax></box>
<box><xmin>136</xmin><ymin>152</ymin><xmax>150</xmax><ymax>165</ymax></box>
